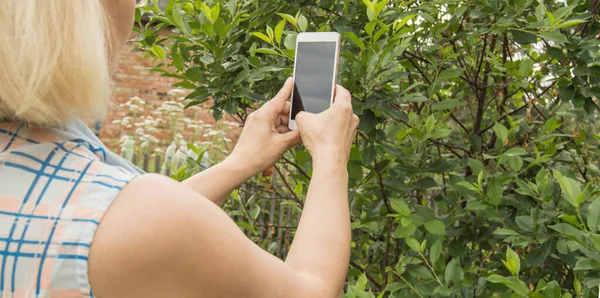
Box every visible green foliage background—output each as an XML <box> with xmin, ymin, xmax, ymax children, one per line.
<box><xmin>136</xmin><ymin>0</ymin><xmax>600</xmax><ymax>296</ymax></box>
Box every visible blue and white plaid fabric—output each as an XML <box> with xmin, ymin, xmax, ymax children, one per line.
<box><xmin>0</xmin><ymin>122</ymin><xmax>139</xmax><ymax>297</ymax></box>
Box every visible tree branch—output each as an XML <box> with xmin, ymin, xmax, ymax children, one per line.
<box><xmin>274</xmin><ymin>166</ymin><xmax>304</xmax><ymax>208</ymax></box>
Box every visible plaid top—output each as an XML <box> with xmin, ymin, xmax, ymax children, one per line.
<box><xmin>0</xmin><ymin>122</ymin><xmax>139</xmax><ymax>297</ymax></box>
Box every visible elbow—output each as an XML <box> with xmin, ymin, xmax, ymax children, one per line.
<box><xmin>295</xmin><ymin>272</ymin><xmax>342</xmax><ymax>298</ymax></box>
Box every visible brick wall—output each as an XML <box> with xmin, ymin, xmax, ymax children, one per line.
<box><xmin>98</xmin><ymin>30</ymin><xmax>241</xmax><ymax>153</ymax></box>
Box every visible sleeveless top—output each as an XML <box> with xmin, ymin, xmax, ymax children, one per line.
<box><xmin>0</xmin><ymin>121</ymin><xmax>141</xmax><ymax>297</ymax></box>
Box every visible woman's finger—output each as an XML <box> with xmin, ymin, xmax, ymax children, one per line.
<box><xmin>279</xmin><ymin>114</ymin><xmax>289</xmax><ymax>127</ymax></box>
<box><xmin>333</xmin><ymin>85</ymin><xmax>351</xmax><ymax>106</ymax></box>
<box><xmin>276</xmin><ymin>125</ymin><xmax>291</xmax><ymax>134</ymax></box>
<box><xmin>282</xmin><ymin>102</ymin><xmax>290</xmax><ymax>116</ymax></box>
<box><xmin>263</xmin><ymin>78</ymin><xmax>293</xmax><ymax>114</ymax></box>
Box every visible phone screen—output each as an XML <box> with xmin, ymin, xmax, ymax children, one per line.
<box><xmin>291</xmin><ymin>41</ymin><xmax>337</xmax><ymax>119</ymax></box>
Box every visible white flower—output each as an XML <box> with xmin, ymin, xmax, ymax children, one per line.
<box><xmin>168</xmin><ymin>89</ymin><xmax>187</xmax><ymax>98</ymax></box>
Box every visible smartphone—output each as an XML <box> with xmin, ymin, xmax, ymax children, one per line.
<box><xmin>288</xmin><ymin>32</ymin><xmax>341</xmax><ymax>130</ymax></box>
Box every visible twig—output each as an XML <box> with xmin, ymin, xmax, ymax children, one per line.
<box><xmin>274</xmin><ymin>166</ymin><xmax>304</xmax><ymax>208</ymax></box>
<box><xmin>282</xmin><ymin>156</ymin><xmax>311</xmax><ymax>180</ymax></box>
<box><xmin>349</xmin><ymin>260</ymin><xmax>383</xmax><ymax>289</ymax></box>
<box><xmin>374</xmin><ymin>159</ymin><xmax>392</xmax><ymax>213</ymax></box>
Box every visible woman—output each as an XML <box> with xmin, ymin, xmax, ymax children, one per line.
<box><xmin>0</xmin><ymin>0</ymin><xmax>359</xmax><ymax>297</ymax></box>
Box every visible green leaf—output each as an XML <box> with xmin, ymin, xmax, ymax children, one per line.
<box><xmin>227</xmin><ymin>0</ymin><xmax>237</xmax><ymax>15</ymax></box>
<box><xmin>403</xmin><ymin>93</ymin><xmax>428</xmax><ymax>102</ymax></box>
<box><xmin>233</xmin><ymin>70</ymin><xmax>250</xmax><ymax>85</ymax></box>
<box><xmin>487</xmin><ymin>275</ymin><xmax>530</xmax><ymax>297</ymax></box>
<box><xmin>406</xmin><ymin>237</ymin><xmax>422</xmax><ymax>253</ymax></box>
<box><xmin>274</xmin><ymin>20</ymin><xmax>286</xmax><ymax>45</ymax></box>
<box><xmin>494</xmin><ymin>228</ymin><xmax>520</xmax><ymax>236</ymax></box>
<box><xmin>251</xmin><ymin>48</ymin><xmax>279</xmax><ymax>55</ymax></box>
<box><xmin>457</xmin><ymin>181</ymin><xmax>482</xmax><ymax>193</ymax></box>
<box><xmin>549</xmin><ymin>223</ymin><xmax>585</xmax><ymax>243</ymax></box>
<box><xmin>505</xmin><ymin>247</ymin><xmax>520</xmax><ymax>276</ymax></box>
<box><xmin>444</xmin><ymin>259</ymin><xmax>464</xmax><ymax>285</ymax></box>
<box><xmin>519</xmin><ymin>59</ymin><xmax>534</xmax><ymax>77</ymax></box>
<box><xmin>394</xmin><ymin>14</ymin><xmax>417</xmax><ymax>31</ymax></box>
<box><xmin>553</xmin><ymin>5</ymin><xmax>576</xmax><ymax>21</ymax></box>
<box><xmin>200</xmin><ymin>2</ymin><xmax>213</xmax><ymax>23</ymax></box>
<box><xmin>433</xmin><ymin>99</ymin><xmax>466</xmax><ymax>110</ymax></box>
<box><xmin>430</xmin><ymin>240</ymin><xmax>442</xmax><ymax>265</ymax></box>
<box><xmin>266</xmin><ymin>25</ymin><xmax>274</xmax><ymax>42</ymax></box>
<box><xmin>395</xmin><ymin>223</ymin><xmax>417</xmax><ymax>238</ymax></box>
<box><xmin>429</xmin><ymin>128</ymin><xmax>452</xmax><ymax>139</ymax></box>
<box><xmin>536</xmin><ymin>169</ymin><xmax>549</xmax><ymax>194</ymax></box>
<box><xmin>211</xmin><ymin>3</ymin><xmax>220</xmax><ymax>24</ymax></box>
<box><xmin>284</xmin><ymin>33</ymin><xmax>297</xmax><ymax>50</ymax></box>
<box><xmin>390</xmin><ymin>198</ymin><xmax>411</xmax><ymax>216</ymax></box>
<box><xmin>574</xmin><ymin>259</ymin><xmax>600</xmax><ymax>271</ymax></box>
<box><xmin>553</xmin><ymin>170</ymin><xmax>582</xmax><ymax>208</ymax></box>
<box><xmin>503</xmin><ymin>147</ymin><xmax>528</xmax><ymax>156</ymax></box>
<box><xmin>539</xmin><ymin>31</ymin><xmax>568</xmax><ymax>45</ymax></box>
<box><xmin>591</xmin><ymin>233</ymin><xmax>600</xmax><ymax>250</ymax></box>
<box><xmin>437</xmin><ymin>68</ymin><xmax>465</xmax><ymax>81</ymax></box>
<box><xmin>344</xmin><ymin>32</ymin><xmax>365</xmax><ymax>50</ymax></box>
<box><xmin>356</xmin><ymin>273</ymin><xmax>368</xmax><ymax>291</ymax></box>
<box><xmin>278</xmin><ymin>13</ymin><xmax>297</xmax><ymax>28</ymax></box>
<box><xmin>554</xmin><ymin>18</ymin><xmax>587</xmax><ymax>29</ymax></box>
<box><xmin>527</xmin><ymin>240</ymin><xmax>554</xmax><ymax>267</ymax></box>
<box><xmin>588</xmin><ymin>197</ymin><xmax>600</xmax><ymax>233</ymax></box>
<box><xmin>250</xmin><ymin>206</ymin><xmax>261</xmax><ymax>220</ymax></box>
<box><xmin>468</xmin><ymin>158</ymin><xmax>485</xmax><ymax>176</ymax></box>
<box><xmin>250</xmin><ymin>32</ymin><xmax>273</xmax><ymax>45</ymax></box>
<box><xmin>149</xmin><ymin>45</ymin><xmax>166</xmax><ymax>60</ymax></box>
<box><xmin>511</xmin><ymin>30</ymin><xmax>538</xmax><ymax>44</ymax></box>
<box><xmin>487</xmin><ymin>178</ymin><xmax>503</xmax><ymax>206</ymax></box>
<box><xmin>466</xmin><ymin>202</ymin><xmax>488</xmax><ymax>211</ymax></box>
<box><xmin>494</xmin><ymin>122</ymin><xmax>509</xmax><ymax>142</ymax></box>
<box><xmin>348</xmin><ymin>162</ymin><xmax>363</xmax><ymax>180</ymax></box>
<box><xmin>359</xmin><ymin>109</ymin><xmax>377</xmax><ymax>133</ymax></box>
<box><xmin>297</xmin><ymin>14</ymin><xmax>308</xmax><ymax>32</ymax></box>
<box><xmin>507</xmin><ymin>156</ymin><xmax>524</xmax><ymax>171</ymax></box>
<box><xmin>424</xmin><ymin>220</ymin><xmax>446</xmax><ymax>235</ymax></box>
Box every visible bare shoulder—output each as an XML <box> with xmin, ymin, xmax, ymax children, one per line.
<box><xmin>88</xmin><ymin>173</ymin><xmax>215</xmax><ymax>297</ymax></box>
<box><xmin>88</xmin><ymin>174</ymin><xmax>326</xmax><ymax>298</ymax></box>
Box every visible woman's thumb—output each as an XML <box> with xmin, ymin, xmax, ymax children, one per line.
<box><xmin>295</xmin><ymin>111</ymin><xmax>309</xmax><ymax>125</ymax></box>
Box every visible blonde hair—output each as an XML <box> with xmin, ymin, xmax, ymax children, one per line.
<box><xmin>0</xmin><ymin>0</ymin><xmax>110</xmax><ymax>125</ymax></box>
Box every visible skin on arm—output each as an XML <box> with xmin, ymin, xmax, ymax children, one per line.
<box><xmin>89</xmin><ymin>174</ymin><xmax>328</xmax><ymax>298</ymax></box>
<box><xmin>88</xmin><ymin>86</ymin><xmax>359</xmax><ymax>298</ymax></box>
<box><xmin>181</xmin><ymin>78</ymin><xmax>300</xmax><ymax>205</ymax></box>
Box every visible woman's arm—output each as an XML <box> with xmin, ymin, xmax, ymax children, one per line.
<box><xmin>88</xmin><ymin>86</ymin><xmax>358</xmax><ymax>298</ymax></box>
<box><xmin>180</xmin><ymin>156</ymin><xmax>255</xmax><ymax>206</ymax></box>
<box><xmin>181</xmin><ymin>78</ymin><xmax>299</xmax><ymax>205</ymax></box>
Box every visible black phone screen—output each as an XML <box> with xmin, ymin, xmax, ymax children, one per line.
<box><xmin>291</xmin><ymin>42</ymin><xmax>337</xmax><ymax>119</ymax></box>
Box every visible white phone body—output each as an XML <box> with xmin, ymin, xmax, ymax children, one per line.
<box><xmin>288</xmin><ymin>32</ymin><xmax>341</xmax><ymax>130</ymax></box>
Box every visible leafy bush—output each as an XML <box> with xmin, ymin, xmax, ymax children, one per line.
<box><xmin>136</xmin><ymin>0</ymin><xmax>600</xmax><ymax>296</ymax></box>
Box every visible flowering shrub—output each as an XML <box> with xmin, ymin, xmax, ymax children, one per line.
<box><xmin>111</xmin><ymin>90</ymin><xmax>238</xmax><ymax>174</ymax></box>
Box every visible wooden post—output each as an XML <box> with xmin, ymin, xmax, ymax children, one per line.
<box><xmin>154</xmin><ymin>155</ymin><xmax>161</xmax><ymax>174</ymax></box>
<box><xmin>143</xmin><ymin>154</ymin><xmax>149</xmax><ymax>172</ymax></box>
<box><xmin>284</xmin><ymin>205</ymin><xmax>293</xmax><ymax>258</ymax></box>
<box><xmin>276</xmin><ymin>201</ymin><xmax>285</xmax><ymax>257</ymax></box>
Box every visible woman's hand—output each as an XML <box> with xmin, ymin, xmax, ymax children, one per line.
<box><xmin>295</xmin><ymin>85</ymin><xmax>359</xmax><ymax>165</ymax></box>
<box><xmin>228</xmin><ymin>78</ymin><xmax>301</xmax><ymax>176</ymax></box>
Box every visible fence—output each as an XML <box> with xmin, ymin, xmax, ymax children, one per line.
<box><xmin>131</xmin><ymin>153</ymin><xmax>301</xmax><ymax>259</ymax></box>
